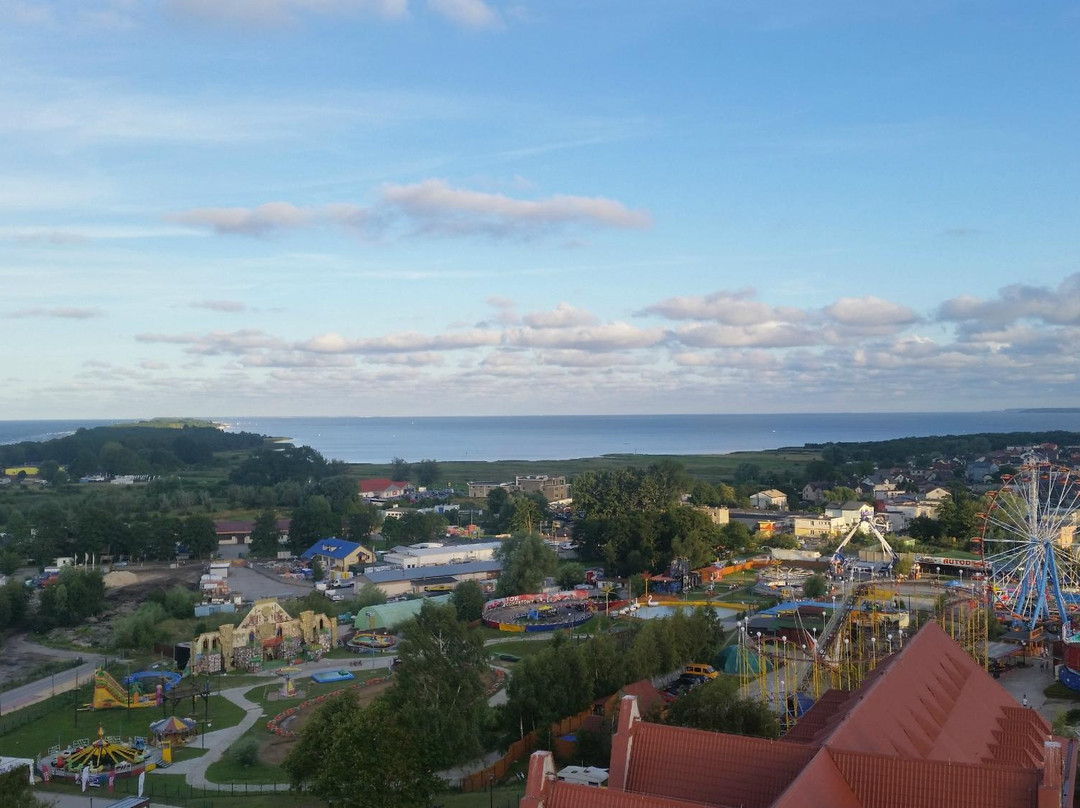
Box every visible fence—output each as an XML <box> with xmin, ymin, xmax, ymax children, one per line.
<box><xmin>41</xmin><ymin>776</ymin><xmax>296</xmax><ymax>806</ymax></box>
<box><xmin>459</xmin><ymin>707</ymin><xmax>594</xmax><ymax>793</ymax></box>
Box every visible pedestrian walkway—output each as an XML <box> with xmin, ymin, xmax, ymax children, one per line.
<box><xmin>155</xmin><ymin>684</ymin><xmax>281</xmax><ymax>792</ymax></box>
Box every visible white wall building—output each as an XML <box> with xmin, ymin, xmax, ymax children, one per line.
<box><xmin>382</xmin><ymin>541</ymin><xmax>502</xmax><ymax>569</ymax></box>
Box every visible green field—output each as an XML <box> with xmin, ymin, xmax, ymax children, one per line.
<box><xmin>347</xmin><ymin>449</ymin><xmax>819</xmax><ymax>491</ymax></box>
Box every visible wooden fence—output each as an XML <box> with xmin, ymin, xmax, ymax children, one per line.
<box><xmin>460</xmin><ymin>708</ymin><xmax>594</xmax><ymax>793</ymax></box>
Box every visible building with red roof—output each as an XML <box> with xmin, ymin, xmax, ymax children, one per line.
<box><xmin>520</xmin><ymin>621</ymin><xmax>1075</xmax><ymax>808</ymax></box>
<box><xmin>356</xmin><ymin>478</ymin><xmax>411</xmax><ymax>499</ymax></box>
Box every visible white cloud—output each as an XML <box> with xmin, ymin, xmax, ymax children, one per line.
<box><xmin>379</xmin><ymin>179</ymin><xmax>652</xmax><ymax>237</ymax></box>
<box><xmin>169</xmin><ymin>203</ymin><xmax>312</xmax><ymax>236</ymax></box>
<box><xmin>509</xmin><ymin>322</ymin><xmax>665</xmax><ymax>351</ymax></box>
<box><xmin>641</xmin><ymin>288</ymin><xmax>806</xmax><ymax>326</ymax></box>
<box><xmin>171</xmin><ymin>181</ymin><xmax>649</xmax><ymax>241</ymax></box>
<box><xmin>938</xmin><ymin>274</ymin><xmax>1080</xmax><ymax>327</ymax></box>
<box><xmin>6</xmin><ymin>306</ymin><xmax>104</xmax><ymax>319</ymax></box>
<box><xmin>824</xmin><ymin>296</ymin><xmax>919</xmax><ymax>328</ymax></box>
<box><xmin>674</xmin><ymin>322</ymin><xmax>820</xmax><ymax>349</ymax></box>
<box><xmin>301</xmin><ymin>328</ymin><xmax>502</xmax><ymax>354</ymax></box>
<box><xmin>190</xmin><ymin>300</ymin><xmax>247</xmax><ymax>312</ymax></box>
<box><xmin>164</xmin><ymin>0</ymin><xmax>408</xmax><ymax>26</ymax></box>
<box><xmin>427</xmin><ymin>0</ymin><xmax>499</xmax><ymax>29</ymax></box>
<box><xmin>522</xmin><ymin>302</ymin><xmax>598</xmax><ymax>329</ymax></box>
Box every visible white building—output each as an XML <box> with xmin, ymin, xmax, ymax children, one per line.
<box><xmin>382</xmin><ymin>541</ymin><xmax>502</xmax><ymax>570</ymax></box>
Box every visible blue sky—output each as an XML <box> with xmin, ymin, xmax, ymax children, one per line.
<box><xmin>3</xmin><ymin>0</ymin><xmax>1080</xmax><ymax>418</ymax></box>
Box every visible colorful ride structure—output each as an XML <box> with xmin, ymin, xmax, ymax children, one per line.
<box><xmin>981</xmin><ymin>458</ymin><xmax>1080</xmax><ymax>630</ymax></box>
<box><xmin>50</xmin><ymin>726</ymin><xmax>151</xmax><ymax>774</ymax></box>
<box><xmin>346</xmin><ymin>632</ymin><xmax>396</xmax><ymax>651</ymax></box>
<box><xmin>92</xmin><ymin>668</ymin><xmax>174</xmax><ymax>710</ymax></box>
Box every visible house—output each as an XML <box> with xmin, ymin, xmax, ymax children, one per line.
<box><xmin>300</xmin><ymin>538</ymin><xmax>375</xmax><ymax>579</ymax></box>
<box><xmin>215</xmin><ymin>518</ymin><xmax>290</xmax><ymax>546</ymax></box>
<box><xmin>921</xmin><ymin>486</ymin><xmax>952</xmax><ymax>502</ymax></box>
<box><xmin>801</xmin><ymin>482</ymin><xmax>831</xmax><ymax>504</ymax></box>
<box><xmin>793</xmin><ymin>515</ymin><xmax>846</xmax><ymax>539</ymax></box>
<box><xmin>357</xmin><ymin>478</ymin><xmax>411</xmax><ymax>499</ymax></box>
<box><xmin>825</xmin><ymin>500</ymin><xmax>874</xmax><ymax>529</ymax></box>
<box><xmin>966</xmin><ymin>461</ymin><xmax>1000</xmax><ymax>483</ymax></box>
<box><xmin>692</xmin><ymin>505</ymin><xmax>730</xmax><ymax>525</ymax></box>
<box><xmin>520</xmin><ymin>621</ymin><xmax>1077</xmax><ymax>808</ymax></box>
<box><xmin>750</xmin><ymin>489</ymin><xmax>789</xmax><ymax>510</ymax></box>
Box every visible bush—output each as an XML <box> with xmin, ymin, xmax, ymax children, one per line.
<box><xmin>112</xmin><ymin>603</ymin><xmax>169</xmax><ymax>651</ymax></box>
<box><xmin>229</xmin><ymin>736</ymin><xmax>260</xmax><ymax>768</ymax></box>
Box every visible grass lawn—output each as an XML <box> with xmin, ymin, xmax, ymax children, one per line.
<box><xmin>37</xmin><ymin>773</ymin><xmax>317</xmax><ymax>808</ymax></box>
<box><xmin>0</xmin><ymin>692</ymin><xmax>246</xmax><ymax>760</ymax></box>
<box><xmin>1045</xmin><ymin>683</ymin><xmax>1080</xmax><ymax>701</ymax></box>
<box><xmin>440</xmin><ymin>784</ymin><xmax>529</xmax><ymax>808</ymax></box>
<box><xmin>487</xmin><ymin>640</ymin><xmax>552</xmax><ymax>664</ymax></box>
<box><xmin>168</xmin><ymin>744</ymin><xmax>208</xmax><ymax>762</ymax></box>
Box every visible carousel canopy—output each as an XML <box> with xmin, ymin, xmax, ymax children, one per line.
<box><xmin>150</xmin><ymin>716</ymin><xmax>196</xmax><ymax>735</ymax></box>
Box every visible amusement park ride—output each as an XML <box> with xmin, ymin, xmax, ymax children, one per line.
<box><xmin>731</xmin><ymin>455</ymin><xmax>1080</xmax><ymax>723</ymax></box>
<box><xmin>829</xmin><ymin>513</ymin><xmax>899</xmax><ymax>577</ymax></box>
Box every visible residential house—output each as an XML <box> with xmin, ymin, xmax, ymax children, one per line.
<box><xmin>468</xmin><ymin>481</ymin><xmax>515</xmax><ymax>498</ymax></box>
<box><xmin>800</xmin><ymin>481</ymin><xmax>831</xmax><ymax>504</ymax></box>
<box><xmin>300</xmin><ymin>538</ymin><xmax>375</xmax><ymax>579</ymax></box>
<box><xmin>966</xmin><ymin>461</ymin><xmax>1000</xmax><ymax>483</ymax></box>
<box><xmin>693</xmin><ymin>505</ymin><xmax>730</xmax><ymax>525</ymax></box>
<box><xmin>750</xmin><ymin>489</ymin><xmax>789</xmax><ymax>510</ymax></box>
<box><xmin>825</xmin><ymin>501</ymin><xmax>874</xmax><ymax>531</ymax></box>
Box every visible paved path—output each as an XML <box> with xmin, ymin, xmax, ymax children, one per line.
<box><xmin>158</xmin><ymin>684</ymin><xmax>282</xmax><ymax>791</ymax></box>
<box><xmin>0</xmin><ymin>640</ymin><xmax>107</xmax><ymax>715</ymax></box>
<box><xmin>32</xmin><ymin>791</ymin><xmax>181</xmax><ymax>808</ymax></box>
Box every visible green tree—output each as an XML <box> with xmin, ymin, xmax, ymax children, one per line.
<box><xmin>285</xmin><ymin>693</ymin><xmax>442</xmax><ymax>808</ymax></box>
<box><xmin>414</xmin><ymin>459</ymin><xmax>440</xmax><ymax>488</ymax></box>
<box><xmin>509</xmin><ymin>496</ymin><xmax>544</xmax><ymax>535</ymax></box>
<box><xmin>181</xmin><ymin>514</ymin><xmax>217</xmax><ymax>558</ymax></box>
<box><xmin>311</xmin><ymin>558</ymin><xmax>325</xmax><ymax>582</ymax></box>
<box><xmin>556</xmin><ymin>562</ymin><xmax>586</xmax><ymax>591</ymax></box>
<box><xmin>345</xmin><ymin>503</ymin><xmax>382</xmax><ymax>541</ymax></box>
<box><xmin>496</xmin><ymin>533</ymin><xmax>558</xmax><ymax>596</ymax></box>
<box><xmin>389</xmin><ymin>601</ymin><xmax>489</xmax><ymax>768</ymax></box>
<box><xmin>289</xmin><ymin>496</ymin><xmax>341</xmax><ymax>555</ymax></box>
<box><xmin>249</xmin><ymin>510</ymin><xmax>280</xmax><ymax>558</ymax></box>
<box><xmin>0</xmin><ymin>766</ymin><xmax>44</xmax><ymax>808</ymax></box>
<box><xmin>803</xmin><ymin>573</ymin><xmax>827</xmax><ymax>598</ymax></box>
<box><xmin>665</xmin><ymin>676</ymin><xmax>780</xmax><ymax>739</ymax></box>
<box><xmin>390</xmin><ymin>457</ymin><xmax>411</xmax><ymax>481</ymax></box>
<box><xmin>0</xmin><ymin>549</ymin><xmax>21</xmax><ymax>576</ymax></box>
<box><xmin>450</xmin><ymin>579</ymin><xmax>486</xmax><ymax>622</ymax></box>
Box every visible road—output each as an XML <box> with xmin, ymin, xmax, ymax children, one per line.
<box><xmin>0</xmin><ymin>638</ymin><xmax>107</xmax><ymax>715</ymax></box>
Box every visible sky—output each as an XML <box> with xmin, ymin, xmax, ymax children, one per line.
<box><xmin>3</xmin><ymin>0</ymin><xmax>1080</xmax><ymax>418</ymax></box>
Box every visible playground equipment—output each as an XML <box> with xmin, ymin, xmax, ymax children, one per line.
<box><xmin>346</xmin><ymin>632</ymin><xmax>396</xmax><ymax>651</ymax></box>
<box><xmin>981</xmin><ymin>457</ymin><xmax>1080</xmax><ymax>630</ymax></box>
<box><xmin>830</xmin><ymin>514</ymin><xmax>898</xmax><ymax>576</ymax></box>
<box><xmin>93</xmin><ymin>668</ymin><xmax>168</xmax><ymax>710</ymax></box>
<box><xmin>55</xmin><ymin>726</ymin><xmax>150</xmax><ymax>773</ymax></box>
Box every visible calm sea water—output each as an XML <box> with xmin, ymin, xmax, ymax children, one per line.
<box><xmin>3</xmin><ymin>412</ymin><xmax>1079</xmax><ymax>464</ymax></box>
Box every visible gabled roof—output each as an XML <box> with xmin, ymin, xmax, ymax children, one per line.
<box><xmin>624</xmin><ymin>723</ymin><xmax>815</xmax><ymax>808</ymax></box>
<box><xmin>301</xmin><ymin>538</ymin><xmax>365</xmax><ymax>560</ymax></box>
<box><xmin>357</xmin><ymin>478</ymin><xmax>408</xmax><ymax>492</ymax></box>
<box><xmin>754</xmin><ymin>489</ymin><xmax>787</xmax><ymax>499</ymax></box>
<box><xmin>621</xmin><ymin>680</ymin><xmax>663</xmax><ymax>716</ymax></box>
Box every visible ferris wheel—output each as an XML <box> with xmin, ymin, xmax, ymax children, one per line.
<box><xmin>981</xmin><ymin>458</ymin><xmax>1080</xmax><ymax>629</ymax></box>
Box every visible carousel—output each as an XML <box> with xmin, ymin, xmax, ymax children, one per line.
<box><xmin>149</xmin><ymin>715</ymin><xmax>198</xmax><ymax>747</ymax></box>
<box><xmin>50</xmin><ymin>726</ymin><xmax>152</xmax><ymax>774</ymax></box>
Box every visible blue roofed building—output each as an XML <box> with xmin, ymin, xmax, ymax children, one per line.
<box><xmin>301</xmin><ymin>538</ymin><xmax>375</xmax><ymax>578</ymax></box>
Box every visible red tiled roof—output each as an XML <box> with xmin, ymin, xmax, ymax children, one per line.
<box><xmin>214</xmin><ymin>519</ymin><xmax>253</xmax><ymax>534</ymax></box>
<box><xmin>829</xmin><ymin>748</ymin><xmax>1040</xmax><ymax>808</ymax></box>
<box><xmin>622</xmin><ymin>680</ymin><xmax>664</xmax><ymax>716</ymax></box>
<box><xmin>357</xmin><ymin>478</ymin><xmax>408</xmax><ymax>492</ymax></box>
<box><xmin>821</xmin><ymin>622</ymin><xmax>1052</xmax><ymax>766</ymax></box>
<box><xmin>625</xmin><ymin>723</ymin><xmax>815</xmax><ymax>808</ymax></box>
<box><xmin>546</xmin><ymin>782</ymin><xmax>711</xmax><ymax>808</ymax></box>
<box><xmin>770</xmin><ymin>750</ymin><xmax>861</xmax><ymax>808</ymax></box>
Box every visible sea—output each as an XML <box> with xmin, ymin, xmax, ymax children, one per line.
<box><xmin>2</xmin><ymin>412</ymin><xmax>1080</xmax><ymax>464</ymax></box>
